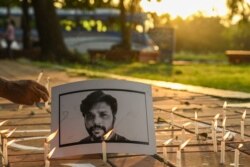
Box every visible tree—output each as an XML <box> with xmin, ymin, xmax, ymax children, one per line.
<box><xmin>32</xmin><ymin>0</ymin><xmax>74</xmax><ymax>62</ymax></box>
<box><xmin>227</xmin><ymin>0</ymin><xmax>250</xmax><ymax>23</ymax></box>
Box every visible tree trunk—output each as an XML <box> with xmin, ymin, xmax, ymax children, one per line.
<box><xmin>119</xmin><ymin>0</ymin><xmax>131</xmax><ymax>50</ymax></box>
<box><xmin>21</xmin><ymin>0</ymin><xmax>31</xmax><ymax>49</ymax></box>
<box><xmin>32</xmin><ymin>0</ymin><xmax>73</xmax><ymax>62</ymax></box>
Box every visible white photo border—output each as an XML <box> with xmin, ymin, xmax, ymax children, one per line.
<box><xmin>51</xmin><ymin>79</ymin><xmax>156</xmax><ymax>158</ymax></box>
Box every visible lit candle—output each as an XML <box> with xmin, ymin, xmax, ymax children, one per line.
<box><xmin>176</xmin><ymin>139</ymin><xmax>191</xmax><ymax>167</ymax></box>
<box><xmin>234</xmin><ymin>144</ymin><xmax>243</xmax><ymax>167</ymax></box>
<box><xmin>241</xmin><ymin>110</ymin><xmax>246</xmax><ymax>141</ymax></box>
<box><xmin>222</xmin><ymin>117</ymin><xmax>227</xmax><ymax>139</ymax></box>
<box><xmin>45</xmin><ymin>147</ymin><xmax>56</xmax><ymax>167</ymax></box>
<box><xmin>163</xmin><ymin>138</ymin><xmax>173</xmax><ymax>163</ymax></box>
<box><xmin>45</xmin><ymin>77</ymin><xmax>50</xmax><ymax>111</ymax></box>
<box><xmin>211</xmin><ymin>121</ymin><xmax>217</xmax><ymax>152</ymax></box>
<box><xmin>171</xmin><ymin>107</ymin><xmax>177</xmax><ymax>128</ymax></box>
<box><xmin>102</xmin><ymin>129</ymin><xmax>113</xmax><ymax>163</ymax></box>
<box><xmin>223</xmin><ymin>101</ymin><xmax>227</xmax><ymax>119</ymax></box>
<box><xmin>220</xmin><ymin>132</ymin><xmax>230</xmax><ymax>164</ymax></box>
<box><xmin>194</xmin><ymin>111</ymin><xmax>198</xmax><ymax>136</ymax></box>
<box><xmin>2</xmin><ymin>128</ymin><xmax>16</xmax><ymax>166</ymax></box>
<box><xmin>44</xmin><ymin>130</ymin><xmax>58</xmax><ymax>167</ymax></box>
<box><xmin>182</xmin><ymin>122</ymin><xmax>191</xmax><ymax>141</ymax></box>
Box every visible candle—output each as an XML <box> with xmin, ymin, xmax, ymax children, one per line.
<box><xmin>45</xmin><ymin>147</ymin><xmax>56</xmax><ymax>167</ymax></box>
<box><xmin>176</xmin><ymin>149</ymin><xmax>181</xmax><ymax>167</ymax></box>
<box><xmin>171</xmin><ymin>107</ymin><xmax>177</xmax><ymax>128</ymax></box>
<box><xmin>222</xmin><ymin>117</ymin><xmax>227</xmax><ymax>139</ymax></box>
<box><xmin>163</xmin><ymin>138</ymin><xmax>173</xmax><ymax>163</ymax></box>
<box><xmin>45</xmin><ymin>77</ymin><xmax>50</xmax><ymax>111</ymax></box>
<box><xmin>220</xmin><ymin>132</ymin><xmax>230</xmax><ymax>164</ymax></box>
<box><xmin>2</xmin><ymin>137</ymin><xmax>8</xmax><ymax>166</ymax></box>
<box><xmin>211</xmin><ymin>121</ymin><xmax>217</xmax><ymax>152</ymax></box>
<box><xmin>182</xmin><ymin>122</ymin><xmax>191</xmax><ymax>141</ymax></box>
<box><xmin>176</xmin><ymin>139</ymin><xmax>191</xmax><ymax>167</ymax></box>
<box><xmin>102</xmin><ymin>141</ymin><xmax>107</xmax><ymax>163</ymax></box>
<box><xmin>223</xmin><ymin>101</ymin><xmax>227</xmax><ymax>119</ymax></box>
<box><xmin>234</xmin><ymin>144</ymin><xmax>243</xmax><ymax>167</ymax></box>
<box><xmin>44</xmin><ymin>130</ymin><xmax>58</xmax><ymax>166</ymax></box>
<box><xmin>241</xmin><ymin>110</ymin><xmax>246</xmax><ymax>141</ymax></box>
<box><xmin>102</xmin><ymin>129</ymin><xmax>113</xmax><ymax>163</ymax></box>
<box><xmin>195</xmin><ymin>111</ymin><xmax>198</xmax><ymax>136</ymax></box>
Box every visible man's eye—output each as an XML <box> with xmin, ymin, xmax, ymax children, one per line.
<box><xmin>86</xmin><ymin>114</ymin><xmax>94</xmax><ymax>119</ymax></box>
<box><xmin>100</xmin><ymin>113</ymin><xmax>108</xmax><ymax>118</ymax></box>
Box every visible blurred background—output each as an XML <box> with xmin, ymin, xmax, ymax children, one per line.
<box><xmin>0</xmin><ymin>0</ymin><xmax>250</xmax><ymax>92</ymax></box>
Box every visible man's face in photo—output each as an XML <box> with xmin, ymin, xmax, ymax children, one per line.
<box><xmin>84</xmin><ymin>102</ymin><xmax>114</xmax><ymax>140</ymax></box>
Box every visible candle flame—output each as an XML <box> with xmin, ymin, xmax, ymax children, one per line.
<box><xmin>47</xmin><ymin>147</ymin><xmax>56</xmax><ymax>159</ymax></box>
<box><xmin>223</xmin><ymin>101</ymin><xmax>227</xmax><ymax>109</ymax></box>
<box><xmin>6</xmin><ymin>128</ymin><xmax>16</xmax><ymax>138</ymax></box>
<box><xmin>46</xmin><ymin>130</ymin><xmax>58</xmax><ymax>143</ymax></box>
<box><xmin>163</xmin><ymin>138</ymin><xmax>173</xmax><ymax>146</ymax></box>
<box><xmin>36</xmin><ymin>72</ymin><xmax>43</xmax><ymax>82</ymax></box>
<box><xmin>242</xmin><ymin>110</ymin><xmax>246</xmax><ymax>120</ymax></box>
<box><xmin>214</xmin><ymin>113</ymin><xmax>220</xmax><ymax>120</ymax></box>
<box><xmin>222</xmin><ymin>117</ymin><xmax>227</xmax><ymax>127</ymax></box>
<box><xmin>180</xmin><ymin>138</ymin><xmax>191</xmax><ymax>150</ymax></box>
<box><xmin>183</xmin><ymin>122</ymin><xmax>191</xmax><ymax>127</ymax></box>
<box><xmin>223</xmin><ymin>132</ymin><xmax>230</xmax><ymax>141</ymax></box>
<box><xmin>0</xmin><ymin>129</ymin><xmax>9</xmax><ymax>134</ymax></box>
<box><xmin>0</xmin><ymin>120</ymin><xmax>8</xmax><ymax>126</ymax></box>
<box><xmin>171</xmin><ymin>107</ymin><xmax>177</xmax><ymax>112</ymax></box>
<box><xmin>7</xmin><ymin>139</ymin><xmax>16</xmax><ymax>146</ymax></box>
<box><xmin>195</xmin><ymin>111</ymin><xmax>197</xmax><ymax>119</ymax></box>
<box><xmin>238</xmin><ymin>144</ymin><xmax>243</xmax><ymax>149</ymax></box>
<box><xmin>103</xmin><ymin>129</ymin><xmax>113</xmax><ymax>140</ymax></box>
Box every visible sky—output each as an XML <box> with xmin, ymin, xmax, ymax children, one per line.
<box><xmin>140</xmin><ymin>0</ymin><xmax>229</xmax><ymax>19</ymax></box>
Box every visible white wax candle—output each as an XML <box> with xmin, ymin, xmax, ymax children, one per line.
<box><xmin>44</xmin><ymin>142</ymin><xmax>49</xmax><ymax>162</ymax></box>
<box><xmin>171</xmin><ymin>112</ymin><xmax>174</xmax><ymax>127</ymax></box>
<box><xmin>102</xmin><ymin>141</ymin><xmax>107</xmax><ymax>163</ymax></box>
<box><xmin>176</xmin><ymin>149</ymin><xmax>181</xmax><ymax>167</ymax></box>
<box><xmin>211</xmin><ymin>122</ymin><xmax>217</xmax><ymax>152</ymax></box>
<box><xmin>234</xmin><ymin>149</ymin><xmax>239</xmax><ymax>167</ymax></box>
<box><xmin>163</xmin><ymin>146</ymin><xmax>167</xmax><ymax>163</ymax></box>
<box><xmin>2</xmin><ymin>137</ymin><xmax>8</xmax><ymax>166</ymax></box>
<box><xmin>220</xmin><ymin>141</ymin><xmax>225</xmax><ymax>164</ymax></box>
<box><xmin>45</xmin><ymin>157</ymin><xmax>50</xmax><ymax>167</ymax></box>
<box><xmin>241</xmin><ymin>120</ymin><xmax>244</xmax><ymax>141</ymax></box>
<box><xmin>195</xmin><ymin>112</ymin><xmax>198</xmax><ymax>135</ymax></box>
<box><xmin>181</xmin><ymin>128</ymin><xmax>185</xmax><ymax>141</ymax></box>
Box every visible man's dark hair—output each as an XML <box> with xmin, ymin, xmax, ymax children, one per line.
<box><xmin>80</xmin><ymin>90</ymin><xmax>117</xmax><ymax>117</ymax></box>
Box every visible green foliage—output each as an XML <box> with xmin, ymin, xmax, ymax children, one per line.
<box><xmin>170</xmin><ymin>15</ymin><xmax>228</xmax><ymax>53</ymax></box>
<box><xmin>224</xmin><ymin>22</ymin><xmax>250</xmax><ymax>50</ymax></box>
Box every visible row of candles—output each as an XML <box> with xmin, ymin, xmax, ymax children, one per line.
<box><xmin>165</xmin><ymin>102</ymin><xmax>247</xmax><ymax>167</ymax></box>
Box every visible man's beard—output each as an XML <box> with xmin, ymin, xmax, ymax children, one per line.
<box><xmin>87</xmin><ymin>125</ymin><xmax>107</xmax><ymax>141</ymax></box>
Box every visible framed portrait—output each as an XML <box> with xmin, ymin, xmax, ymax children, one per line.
<box><xmin>51</xmin><ymin>79</ymin><xmax>156</xmax><ymax>158</ymax></box>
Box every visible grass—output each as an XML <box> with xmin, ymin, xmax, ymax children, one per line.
<box><xmin>26</xmin><ymin>52</ymin><xmax>250</xmax><ymax>93</ymax></box>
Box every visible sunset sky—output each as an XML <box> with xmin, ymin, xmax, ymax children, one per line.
<box><xmin>140</xmin><ymin>0</ymin><xmax>229</xmax><ymax>18</ymax></box>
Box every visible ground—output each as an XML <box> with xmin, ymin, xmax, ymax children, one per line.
<box><xmin>0</xmin><ymin>60</ymin><xmax>249</xmax><ymax>167</ymax></box>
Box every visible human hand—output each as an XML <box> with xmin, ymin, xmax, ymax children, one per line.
<box><xmin>4</xmin><ymin>80</ymin><xmax>49</xmax><ymax>105</ymax></box>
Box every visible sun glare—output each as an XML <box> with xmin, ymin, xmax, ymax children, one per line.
<box><xmin>140</xmin><ymin>0</ymin><xmax>228</xmax><ymax>19</ymax></box>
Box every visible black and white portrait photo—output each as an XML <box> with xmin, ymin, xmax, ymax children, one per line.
<box><xmin>51</xmin><ymin>80</ymin><xmax>156</xmax><ymax>158</ymax></box>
